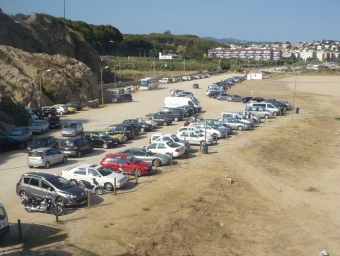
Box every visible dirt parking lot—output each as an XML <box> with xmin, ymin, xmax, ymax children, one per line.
<box><xmin>1</xmin><ymin>73</ymin><xmax>340</xmax><ymax>255</ymax></box>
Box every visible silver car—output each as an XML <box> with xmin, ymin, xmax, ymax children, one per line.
<box><xmin>27</xmin><ymin>147</ymin><xmax>67</xmax><ymax>169</ymax></box>
<box><xmin>8</xmin><ymin>126</ymin><xmax>32</xmax><ymax>142</ymax></box>
<box><xmin>61</xmin><ymin>121</ymin><xmax>83</xmax><ymax>137</ymax></box>
<box><xmin>120</xmin><ymin>147</ymin><xmax>171</xmax><ymax>167</ymax></box>
<box><xmin>28</xmin><ymin>120</ymin><xmax>50</xmax><ymax>134</ymax></box>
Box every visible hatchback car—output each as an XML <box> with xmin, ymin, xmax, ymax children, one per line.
<box><xmin>226</xmin><ymin>94</ymin><xmax>243</xmax><ymax>102</ymax></box>
<box><xmin>27</xmin><ymin>136</ymin><xmax>58</xmax><ymax>150</ymax></box>
<box><xmin>62</xmin><ymin>164</ymin><xmax>128</xmax><ymax>190</ymax></box>
<box><xmin>83</xmin><ymin>131</ymin><xmax>119</xmax><ymax>149</ymax></box>
<box><xmin>150</xmin><ymin>133</ymin><xmax>190</xmax><ymax>153</ymax></box>
<box><xmin>8</xmin><ymin>126</ymin><xmax>32</xmax><ymax>142</ymax></box>
<box><xmin>61</xmin><ymin>121</ymin><xmax>83</xmax><ymax>137</ymax></box>
<box><xmin>54</xmin><ymin>105</ymin><xmax>69</xmax><ymax>115</ymax></box>
<box><xmin>145</xmin><ymin>113</ymin><xmax>172</xmax><ymax>126</ymax></box>
<box><xmin>27</xmin><ymin>148</ymin><xmax>67</xmax><ymax>169</ymax></box>
<box><xmin>65</xmin><ymin>102</ymin><xmax>83</xmax><ymax>111</ymax></box>
<box><xmin>28</xmin><ymin>120</ymin><xmax>50</xmax><ymax>134</ymax></box>
<box><xmin>176</xmin><ymin>131</ymin><xmax>215</xmax><ymax>145</ymax></box>
<box><xmin>100</xmin><ymin>153</ymin><xmax>152</xmax><ymax>177</ymax></box>
<box><xmin>59</xmin><ymin>137</ymin><xmax>94</xmax><ymax>158</ymax></box>
<box><xmin>41</xmin><ymin>106</ymin><xmax>57</xmax><ymax>117</ymax></box>
<box><xmin>120</xmin><ymin>147</ymin><xmax>171</xmax><ymax>167</ymax></box>
<box><xmin>106</xmin><ymin>124</ymin><xmax>131</xmax><ymax>140</ymax></box>
<box><xmin>216</xmin><ymin>93</ymin><xmax>230</xmax><ymax>100</ymax></box>
<box><xmin>16</xmin><ymin>172</ymin><xmax>87</xmax><ymax>206</ymax></box>
<box><xmin>0</xmin><ymin>202</ymin><xmax>10</xmax><ymax>238</ymax></box>
<box><xmin>47</xmin><ymin>116</ymin><xmax>62</xmax><ymax>129</ymax></box>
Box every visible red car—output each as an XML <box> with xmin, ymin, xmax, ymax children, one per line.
<box><xmin>100</xmin><ymin>153</ymin><xmax>152</xmax><ymax>177</ymax></box>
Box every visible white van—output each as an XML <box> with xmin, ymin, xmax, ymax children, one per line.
<box><xmin>0</xmin><ymin>202</ymin><xmax>10</xmax><ymax>238</ymax></box>
<box><xmin>164</xmin><ymin>96</ymin><xmax>202</xmax><ymax>112</ymax></box>
<box><xmin>247</xmin><ymin>102</ymin><xmax>279</xmax><ymax>116</ymax></box>
<box><xmin>159</xmin><ymin>78</ymin><xmax>171</xmax><ymax>84</ymax></box>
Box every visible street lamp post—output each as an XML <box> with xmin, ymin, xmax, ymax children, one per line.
<box><xmin>39</xmin><ymin>69</ymin><xmax>51</xmax><ymax>119</ymax></box>
<box><xmin>100</xmin><ymin>66</ymin><xmax>109</xmax><ymax>105</ymax></box>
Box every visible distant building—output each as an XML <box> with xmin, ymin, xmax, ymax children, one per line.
<box><xmin>207</xmin><ymin>47</ymin><xmax>282</xmax><ymax>60</ymax></box>
<box><xmin>159</xmin><ymin>52</ymin><xmax>182</xmax><ymax>60</ymax></box>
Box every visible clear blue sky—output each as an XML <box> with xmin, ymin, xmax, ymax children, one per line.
<box><xmin>2</xmin><ymin>0</ymin><xmax>339</xmax><ymax>43</ymax></box>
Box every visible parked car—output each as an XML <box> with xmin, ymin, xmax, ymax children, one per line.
<box><xmin>177</xmin><ymin>126</ymin><xmax>217</xmax><ymax>139</ymax></box>
<box><xmin>121</xmin><ymin>122</ymin><xmax>140</xmax><ymax>136</ymax></box>
<box><xmin>226</xmin><ymin>94</ymin><xmax>243</xmax><ymax>102</ymax></box>
<box><xmin>65</xmin><ymin>102</ymin><xmax>83</xmax><ymax>111</ymax></box>
<box><xmin>28</xmin><ymin>120</ymin><xmax>50</xmax><ymax>134</ymax></box>
<box><xmin>83</xmin><ymin>131</ymin><xmax>119</xmax><ymax>149</ymax></box>
<box><xmin>150</xmin><ymin>133</ymin><xmax>190</xmax><ymax>153</ymax></box>
<box><xmin>219</xmin><ymin>118</ymin><xmax>250</xmax><ymax>131</ymax></box>
<box><xmin>242</xmin><ymin>96</ymin><xmax>253</xmax><ymax>103</ymax></box>
<box><xmin>0</xmin><ymin>136</ymin><xmax>27</xmax><ymax>153</ymax></box>
<box><xmin>27</xmin><ymin>136</ymin><xmax>58</xmax><ymax>150</ymax></box>
<box><xmin>59</xmin><ymin>137</ymin><xmax>94</xmax><ymax>157</ymax></box>
<box><xmin>61</xmin><ymin>164</ymin><xmax>128</xmax><ymax>190</ymax></box>
<box><xmin>158</xmin><ymin>108</ymin><xmax>184</xmax><ymax>122</ymax></box>
<box><xmin>136</xmin><ymin>117</ymin><xmax>158</xmax><ymax>129</ymax></box>
<box><xmin>47</xmin><ymin>116</ymin><xmax>62</xmax><ymax>129</ymax></box>
<box><xmin>122</xmin><ymin>119</ymin><xmax>154</xmax><ymax>132</ymax></box>
<box><xmin>0</xmin><ymin>202</ymin><xmax>10</xmax><ymax>238</ymax></box>
<box><xmin>176</xmin><ymin>130</ymin><xmax>215</xmax><ymax>145</ymax></box>
<box><xmin>145</xmin><ymin>141</ymin><xmax>186</xmax><ymax>158</ymax></box>
<box><xmin>8</xmin><ymin>126</ymin><xmax>32</xmax><ymax>142</ymax></box>
<box><xmin>100</xmin><ymin>153</ymin><xmax>152</xmax><ymax>177</ymax></box>
<box><xmin>16</xmin><ymin>172</ymin><xmax>87</xmax><ymax>206</ymax></box>
<box><xmin>27</xmin><ymin>147</ymin><xmax>67</xmax><ymax>169</ymax></box>
<box><xmin>120</xmin><ymin>124</ymin><xmax>137</xmax><ymax>139</ymax></box>
<box><xmin>41</xmin><ymin>106</ymin><xmax>57</xmax><ymax>117</ymax></box>
<box><xmin>159</xmin><ymin>77</ymin><xmax>171</xmax><ymax>84</ymax></box>
<box><xmin>243</xmin><ymin>106</ymin><xmax>274</xmax><ymax>119</ymax></box>
<box><xmin>54</xmin><ymin>105</ymin><xmax>69</xmax><ymax>115</ymax></box>
<box><xmin>216</xmin><ymin>93</ymin><xmax>230</xmax><ymax>100</ymax></box>
<box><xmin>250</xmin><ymin>97</ymin><xmax>265</xmax><ymax>102</ymax></box>
<box><xmin>54</xmin><ymin>104</ymin><xmax>76</xmax><ymax>114</ymax></box>
<box><xmin>189</xmin><ymin>122</ymin><xmax>225</xmax><ymax>139</ymax></box>
<box><xmin>145</xmin><ymin>113</ymin><xmax>172</xmax><ymax>126</ymax></box>
<box><xmin>112</xmin><ymin>94</ymin><xmax>132</xmax><ymax>103</ymax></box>
<box><xmin>120</xmin><ymin>147</ymin><xmax>171</xmax><ymax>167</ymax></box>
<box><xmin>61</xmin><ymin>121</ymin><xmax>83</xmax><ymax>137</ymax></box>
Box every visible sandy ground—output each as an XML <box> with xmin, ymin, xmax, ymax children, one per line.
<box><xmin>1</xmin><ymin>73</ymin><xmax>340</xmax><ymax>255</ymax></box>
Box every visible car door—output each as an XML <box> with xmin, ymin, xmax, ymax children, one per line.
<box><xmin>90</xmin><ymin>134</ymin><xmax>102</xmax><ymax>147</ymax></box>
<box><xmin>50</xmin><ymin>148</ymin><xmax>63</xmax><ymax>164</ymax></box>
<box><xmin>73</xmin><ymin>168</ymin><xmax>88</xmax><ymax>182</ymax></box>
<box><xmin>116</xmin><ymin>157</ymin><xmax>134</xmax><ymax>174</ymax></box>
<box><xmin>87</xmin><ymin>168</ymin><xmax>102</xmax><ymax>185</ymax></box>
<box><xmin>29</xmin><ymin>177</ymin><xmax>45</xmax><ymax>199</ymax></box>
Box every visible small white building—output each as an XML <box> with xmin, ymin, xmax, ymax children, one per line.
<box><xmin>247</xmin><ymin>70</ymin><xmax>263</xmax><ymax>80</ymax></box>
<box><xmin>159</xmin><ymin>52</ymin><xmax>182</xmax><ymax>60</ymax></box>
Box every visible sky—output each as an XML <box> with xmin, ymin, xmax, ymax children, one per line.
<box><xmin>2</xmin><ymin>0</ymin><xmax>339</xmax><ymax>43</ymax></box>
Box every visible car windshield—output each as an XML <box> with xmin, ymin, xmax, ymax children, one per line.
<box><xmin>64</xmin><ymin>123</ymin><xmax>77</xmax><ymax>128</ymax></box>
<box><xmin>47</xmin><ymin>176</ymin><xmax>73</xmax><ymax>189</ymax></box>
<box><xmin>32</xmin><ymin>137</ymin><xmax>47</xmax><ymax>144</ymax></box>
<box><xmin>97</xmin><ymin>166</ymin><xmax>114</xmax><ymax>176</ymax></box>
<box><xmin>145</xmin><ymin>149</ymin><xmax>155</xmax><ymax>155</ymax></box>
<box><xmin>154</xmin><ymin>114</ymin><xmax>163</xmax><ymax>119</ymax></box>
<box><xmin>166</xmin><ymin>141</ymin><xmax>180</xmax><ymax>148</ymax></box>
<box><xmin>170</xmin><ymin>134</ymin><xmax>180</xmax><ymax>142</ymax></box>
<box><xmin>126</xmin><ymin>155</ymin><xmax>140</xmax><ymax>163</ymax></box>
<box><xmin>9</xmin><ymin>129</ymin><xmax>22</xmax><ymax>135</ymax></box>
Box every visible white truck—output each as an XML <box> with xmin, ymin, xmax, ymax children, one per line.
<box><xmin>164</xmin><ymin>96</ymin><xmax>202</xmax><ymax>112</ymax></box>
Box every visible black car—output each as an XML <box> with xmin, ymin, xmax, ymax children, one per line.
<box><xmin>27</xmin><ymin>136</ymin><xmax>58</xmax><ymax>150</ymax></box>
<box><xmin>242</xmin><ymin>97</ymin><xmax>253</xmax><ymax>103</ymax></box>
<box><xmin>145</xmin><ymin>113</ymin><xmax>172</xmax><ymax>126</ymax></box>
<box><xmin>122</xmin><ymin>119</ymin><xmax>153</xmax><ymax>133</ymax></box>
<box><xmin>41</xmin><ymin>107</ymin><xmax>57</xmax><ymax>117</ymax></box>
<box><xmin>251</xmin><ymin>97</ymin><xmax>265</xmax><ymax>102</ymax></box>
<box><xmin>47</xmin><ymin>116</ymin><xmax>61</xmax><ymax>129</ymax></box>
<box><xmin>120</xmin><ymin>124</ymin><xmax>137</xmax><ymax>139</ymax></box>
<box><xmin>158</xmin><ymin>108</ymin><xmax>184</xmax><ymax>122</ymax></box>
<box><xmin>106</xmin><ymin>124</ymin><xmax>130</xmax><ymax>139</ymax></box>
<box><xmin>65</xmin><ymin>102</ymin><xmax>83</xmax><ymax>111</ymax></box>
<box><xmin>112</xmin><ymin>94</ymin><xmax>132</xmax><ymax>103</ymax></box>
<box><xmin>83</xmin><ymin>131</ymin><xmax>119</xmax><ymax>149</ymax></box>
<box><xmin>0</xmin><ymin>136</ymin><xmax>27</xmax><ymax>153</ymax></box>
<box><xmin>59</xmin><ymin>137</ymin><xmax>93</xmax><ymax>157</ymax></box>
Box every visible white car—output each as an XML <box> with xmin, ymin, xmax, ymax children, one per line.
<box><xmin>189</xmin><ymin>123</ymin><xmax>223</xmax><ymax>138</ymax></box>
<box><xmin>176</xmin><ymin>131</ymin><xmax>215</xmax><ymax>145</ymax></box>
<box><xmin>61</xmin><ymin>164</ymin><xmax>128</xmax><ymax>190</ymax></box>
<box><xmin>149</xmin><ymin>133</ymin><xmax>190</xmax><ymax>153</ymax></box>
<box><xmin>145</xmin><ymin>141</ymin><xmax>186</xmax><ymax>158</ymax></box>
<box><xmin>54</xmin><ymin>105</ymin><xmax>69</xmax><ymax>115</ymax></box>
<box><xmin>177</xmin><ymin>126</ymin><xmax>216</xmax><ymax>138</ymax></box>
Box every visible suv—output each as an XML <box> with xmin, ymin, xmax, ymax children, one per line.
<box><xmin>16</xmin><ymin>172</ymin><xmax>87</xmax><ymax>206</ymax></box>
<box><xmin>112</xmin><ymin>94</ymin><xmax>132</xmax><ymax>103</ymax></box>
<box><xmin>41</xmin><ymin>106</ymin><xmax>57</xmax><ymax>117</ymax></box>
<box><xmin>145</xmin><ymin>113</ymin><xmax>172</xmax><ymax>126</ymax></box>
<box><xmin>83</xmin><ymin>131</ymin><xmax>119</xmax><ymax>149</ymax></box>
<box><xmin>27</xmin><ymin>136</ymin><xmax>58</xmax><ymax>150</ymax></box>
<box><xmin>158</xmin><ymin>108</ymin><xmax>184</xmax><ymax>122</ymax></box>
<box><xmin>0</xmin><ymin>202</ymin><xmax>10</xmax><ymax>238</ymax></box>
<box><xmin>59</xmin><ymin>137</ymin><xmax>94</xmax><ymax>157</ymax></box>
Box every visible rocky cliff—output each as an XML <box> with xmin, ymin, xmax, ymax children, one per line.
<box><xmin>0</xmin><ymin>11</ymin><xmax>102</xmax><ymax>107</ymax></box>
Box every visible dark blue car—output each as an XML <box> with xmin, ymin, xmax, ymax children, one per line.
<box><xmin>242</xmin><ymin>97</ymin><xmax>253</xmax><ymax>103</ymax></box>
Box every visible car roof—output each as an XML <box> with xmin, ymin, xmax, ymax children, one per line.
<box><xmin>105</xmin><ymin>152</ymin><xmax>129</xmax><ymax>157</ymax></box>
<box><xmin>30</xmin><ymin>147</ymin><xmax>57</xmax><ymax>151</ymax></box>
<box><xmin>23</xmin><ymin>172</ymin><xmax>60</xmax><ymax>179</ymax></box>
<box><xmin>72</xmin><ymin>164</ymin><xmax>99</xmax><ymax>169</ymax></box>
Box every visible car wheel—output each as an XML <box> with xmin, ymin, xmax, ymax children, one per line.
<box><xmin>70</xmin><ymin>179</ymin><xmax>78</xmax><ymax>185</ymax></box>
<box><xmin>56</xmin><ymin>197</ymin><xmax>66</xmax><ymax>206</ymax></box>
<box><xmin>152</xmin><ymin>158</ymin><xmax>161</xmax><ymax>167</ymax></box>
<box><xmin>174</xmin><ymin>117</ymin><xmax>179</xmax><ymax>122</ymax></box>
<box><xmin>44</xmin><ymin>161</ymin><xmax>50</xmax><ymax>169</ymax></box>
<box><xmin>264</xmin><ymin>114</ymin><xmax>269</xmax><ymax>119</ymax></box>
<box><xmin>77</xmin><ymin>151</ymin><xmax>82</xmax><ymax>158</ymax></box>
<box><xmin>62</xmin><ymin>156</ymin><xmax>67</xmax><ymax>163</ymax></box>
<box><xmin>133</xmin><ymin>168</ymin><xmax>142</xmax><ymax>177</ymax></box>
<box><xmin>237</xmin><ymin>126</ymin><xmax>244</xmax><ymax>131</ymax></box>
<box><xmin>163</xmin><ymin>121</ymin><xmax>168</xmax><ymax>126</ymax></box>
<box><xmin>20</xmin><ymin>191</ymin><xmax>29</xmax><ymax>201</ymax></box>
<box><xmin>28</xmin><ymin>165</ymin><xmax>33</xmax><ymax>168</ymax></box>
<box><xmin>104</xmin><ymin>183</ymin><xmax>113</xmax><ymax>191</ymax></box>
<box><xmin>103</xmin><ymin>143</ymin><xmax>108</xmax><ymax>149</ymax></box>
<box><xmin>140</xmin><ymin>127</ymin><xmax>145</xmax><ymax>133</ymax></box>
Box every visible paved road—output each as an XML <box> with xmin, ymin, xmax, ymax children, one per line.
<box><xmin>0</xmin><ymin>73</ymin><xmax>245</xmax><ymax>225</ymax></box>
